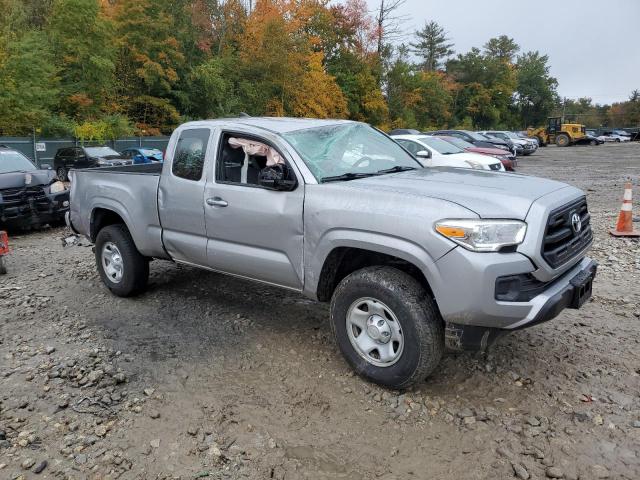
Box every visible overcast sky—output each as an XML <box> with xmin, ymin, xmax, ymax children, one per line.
<box><xmin>364</xmin><ymin>0</ymin><xmax>640</xmax><ymax>104</ymax></box>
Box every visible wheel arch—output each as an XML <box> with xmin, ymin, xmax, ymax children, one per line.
<box><xmin>90</xmin><ymin>206</ymin><xmax>133</xmax><ymax>243</ymax></box>
<box><xmin>310</xmin><ymin>233</ymin><xmax>447</xmax><ymax>310</ymax></box>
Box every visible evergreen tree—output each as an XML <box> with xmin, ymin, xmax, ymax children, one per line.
<box><xmin>411</xmin><ymin>21</ymin><xmax>454</xmax><ymax>71</ymax></box>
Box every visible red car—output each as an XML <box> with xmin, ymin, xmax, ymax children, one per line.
<box><xmin>436</xmin><ymin>135</ymin><xmax>517</xmax><ymax>171</ymax></box>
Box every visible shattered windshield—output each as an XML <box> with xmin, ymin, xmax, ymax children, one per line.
<box><xmin>282</xmin><ymin>123</ymin><xmax>420</xmax><ymax>182</ymax></box>
<box><xmin>0</xmin><ymin>150</ymin><xmax>37</xmax><ymax>173</ymax></box>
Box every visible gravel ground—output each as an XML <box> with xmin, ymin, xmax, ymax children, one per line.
<box><xmin>1</xmin><ymin>143</ymin><xmax>639</xmax><ymax>480</ymax></box>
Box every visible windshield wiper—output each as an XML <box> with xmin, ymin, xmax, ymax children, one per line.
<box><xmin>376</xmin><ymin>165</ymin><xmax>417</xmax><ymax>174</ymax></box>
<box><xmin>321</xmin><ymin>172</ymin><xmax>380</xmax><ymax>183</ymax></box>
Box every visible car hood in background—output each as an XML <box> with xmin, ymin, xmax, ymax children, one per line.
<box><xmin>0</xmin><ymin>169</ymin><xmax>56</xmax><ymax>189</ymax></box>
<box><xmin>446</xmin><ymin>152</ymin><xmax>501</xmax><ymax>166</ymax></box>
<box><xmin>336</xmin><ymin>168</ymin><xmax>573</xmax><ymax>219</ymax></box>
<box><xmin>466</xmin><ymin>146</ymin><xmax>509</xmax><ymax>156</ymax></box>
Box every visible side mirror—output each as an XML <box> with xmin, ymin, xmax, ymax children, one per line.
<box><xmin>258</xmin><ymin>164</ymin><xmax>297</xmax><ymax>191</ymax></box>
<box><xmin>416</xmin><ymin>150</ymin><xmax>431</xmax><ymax>159</ymax></box>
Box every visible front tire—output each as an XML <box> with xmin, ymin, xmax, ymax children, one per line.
<box><xmin>330</xmin><ymin>266</ymin><xmax>444</xmax><ymax>389</ymax></box>
<box><xmin>95</xmin><ymin>224</ymin><xmax>149</xmax><ymax>297</ymax></box>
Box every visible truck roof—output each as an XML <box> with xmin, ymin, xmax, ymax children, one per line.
<box><xmin>181</xmin><ymin>116</ymin><xmax>355</xmax><ymax>134</ymax></box>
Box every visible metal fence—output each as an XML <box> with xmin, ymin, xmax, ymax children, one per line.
<box><xmin>0</xmin><ymin>136</ymin><xmax>170</xmax><ymax>168</ymax></box>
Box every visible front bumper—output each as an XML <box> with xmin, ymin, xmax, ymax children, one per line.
<box><xmin>440</xmin><ymin>256</ymin><xmax>597</xmax><ymax>351</ymax></box>
<box><xmin>0</xmin><ymin>189</ymin><xmax>70</xmax><ymax>228</ymax></box>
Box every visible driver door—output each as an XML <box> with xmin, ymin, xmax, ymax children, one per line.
<box><xmin>203</xmin><ymin>131</ymin><xmax>305</xmax><ymax>290</ymax></box>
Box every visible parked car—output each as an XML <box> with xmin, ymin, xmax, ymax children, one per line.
<box><xmin>69</xmin><ymin>117</ymin><xmax>596</xmax><ymax>389</ymax></box>
<box><xmin>120</xmin><ymin>147</ymin><xmax>164</xmax><ymax>164</ymax></box>
<box><xmin>601</xmin><ymin>132</ymin><xmax>631</xmax><ymax>143</ymax></box>
<box><xmin>388</xmin><ymin>128</ymin><xmax>421</xmax><ymax>136</ymax></box>
<box><xmin>426</xmin><ymin>130</ymin><xmax>516</xmax><ymax>155</ymax></box>
<box><xmin>0</xmin><ymin>145</ymin><xmax>69</xmax><ymax>229</ymax></box>
<box><xmin>479</xmin><ymin>131</ymin><xmax>537</xmax><ymax>156</ymax></box>
<box><xmin>53</xmin><ymin>146</ymin><xmax>133</xmax><ymax>181</ymax></box>
<box><xmin>436</xmin><ymin>135</ymin><xmax>516</xmax><ymax>171</ymax></box>
<box><xmin>577</xmin><ymin>132</ymin><xmax>604</xmax><ymax>146</ymax></box>
<box><xmin>391</xmin><ymin>134</ymin><xmax>505</xmax><ymax>171</ymax></box>
<box><xmin>516</xmin><ymin>131</ymin><xmax>539</xmax><ymax>147</ymax></box>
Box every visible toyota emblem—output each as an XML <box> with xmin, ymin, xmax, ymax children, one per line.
<box><xmin>571</xmin><ymin>212</ymin><xmax>582</xmax><ymax>233</ymax></box>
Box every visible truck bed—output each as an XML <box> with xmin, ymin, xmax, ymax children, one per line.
<box><xmin>80</xmin><ymin>162</ymin><xmax>164</xmax><ymax>175</ymax></box>
<box><xmin>69</xmin><ymin>164</ymin><xmax>167</xmax><ymax>259</ymax></box>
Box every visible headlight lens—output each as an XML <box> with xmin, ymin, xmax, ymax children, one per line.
<box><xmin>435</xmin><ymin>219</ymin><xmax>527</xmax><ymax>252</ymax></box>
<box><xmin>464</xmin><ymin>160</ymin><xmax>485</xmax><ymax>170</ymax></box>
<box><xmin>49</xmin><ymin>181</ymin><xmax>66</xmax><ymax>193</ymax></box>
<box><xmin>97</xmin><ymin>159</ymin><xmax>109</xmax><ymax>165</ymax></box>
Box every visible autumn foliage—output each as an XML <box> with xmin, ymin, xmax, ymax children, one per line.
<box><xmin>0</xmin><ymin>0</ymin><xmax>636</xmax><ymax>136</ymax></box>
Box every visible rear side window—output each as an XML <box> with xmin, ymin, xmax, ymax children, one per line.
<box><xmin>172</xmin><ymin>128</ymin><xmax>210</xmax><ymax>181</ymax></box>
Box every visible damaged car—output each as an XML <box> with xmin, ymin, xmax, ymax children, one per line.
<box><xmin>69</xmin><ymin>118</ymin><xmax>596</xmax><ymax>389</ymax></box>
<box><xmin>0</xmin><ymin>145</ymin><xmax>69</xmax><ymax>229</ymax></box>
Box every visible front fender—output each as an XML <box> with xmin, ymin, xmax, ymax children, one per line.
<box><xmin>303</xmin><ymin>228</ymin><xmax>451</xmax><ymax>302</ymax></box>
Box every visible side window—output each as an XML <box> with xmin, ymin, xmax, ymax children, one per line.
<box><xmin>172</xmin><ymin>128</ymin><xmax>210</xmax><ymax>181</ymax></box>
<box><xmin>75</xmin><ymin>148</ymin><xmax>85</xmax><ymax>159</ymax></box>
<box><xmin>397</xmin><ymin>140</ymin><xmax>420</xmax><ymax>155</ymax></box>
<box><xmin>216</xmin><ymin>132</ymin><xmax>289</xmax><ymax>187</ymax></box>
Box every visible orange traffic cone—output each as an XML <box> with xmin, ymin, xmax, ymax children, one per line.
<box><xmin>610</xmin><ymin>182</ymin><xmax>640</xmax><ymax>237</ymax></box>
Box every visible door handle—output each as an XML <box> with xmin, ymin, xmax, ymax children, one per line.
<box><xmin>206</xmin><ymin>197</ymin><xmax>228</xmax><ymax>207</ymax></box>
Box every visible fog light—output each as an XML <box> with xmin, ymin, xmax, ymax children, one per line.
<box><xmin>63</xmin><ymin>201</ymin><xmax>69</xmax><ymax>207</ymax></box>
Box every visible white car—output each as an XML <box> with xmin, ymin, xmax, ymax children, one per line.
<box><xmin>602</xmin><ymin>131</ymin><xmax>631</xmax><ymax>142</ymax></box>
<box><xmin>392</xmin><ymin>135</ymin><xmax>505</xmax><ymax>171</ymax></box>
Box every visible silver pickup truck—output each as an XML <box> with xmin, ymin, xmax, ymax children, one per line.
<box><xmin>68</xmin><ymin>117</ymin><xmax>596</xmax><ymax>388</ymax></box>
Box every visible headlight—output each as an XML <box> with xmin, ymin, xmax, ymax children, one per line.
<box><xmin>434</xmin><ymin>219</ymin><xmax>527</xmax><ymax>252</ymax></box>
<box><xmin>97</xmin><ymin>159</ymin><xmax>110</xmax><ymax>166</ymax></box>
<box><xmin>496</xmin><ymin>145</ymin><xmax>509</xmax><ymax>150</ymax></box>
<box><xmin>464</xmin><ymin>160</ymin><xmax>485</xmax><ymax>170</ymax></box>
<box><xmin>49</xmin><ymin>181</ymin><xmax>66</xmax><ymax>193</ymax></box>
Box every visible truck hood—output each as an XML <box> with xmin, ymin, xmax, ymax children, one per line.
<box><xmin>0</xmin><ymin>169</ymin><xmax>56</xmax><ymax>189</ymax></box>
<box><xmin>337</xmin><ymin>168</ymin><xmax>572</xmax><ymax>219</ymax></box>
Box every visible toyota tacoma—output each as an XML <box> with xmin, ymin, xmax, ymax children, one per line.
<box><xmin>68</xmin><ymin>118</ymin><xmax>596</xmax><ymax>389</ymax></box>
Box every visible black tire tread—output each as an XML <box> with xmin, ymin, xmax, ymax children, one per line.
<box><xmin>95</xmin><ymin>224</ymin><xmax>148</xmax><ymax>297</ymax></box>
<box><xmin>330</xmin><ymin>266</ymin><xmax>444</xmax><ymax>389</ymax></box>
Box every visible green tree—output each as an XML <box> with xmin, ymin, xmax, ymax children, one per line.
<box><xmin>411</xmin><ymin>21</ymin><xmax>454</xmax><ymax>71</ymax></box>
<box><xmin>186</xmin><ymin>57</ymin><xmax>240</xmax><ymax>118</ymax></box>
<box><xmin>483</xmin><ymin>35</ymin><xmax>519</xmax><ymax>62</ymax></box>
<box><xmin>447</xmin><ymin>47</ymin><xmax>517</xmax><ymax>128</ymax></box>
<box><xmin>48</xmin><ymin>0</ymin><xmax>116</xmax><ymax>118</ymax></box>
<box><xmin>514</xmin><ymin>51</ymin><xmax>558</xmax><ymax>127</ymax></box>
<box><xmin>0</xmin><ymin>31</ymin><xmax>59</xmax><ymax>134</ymax></box>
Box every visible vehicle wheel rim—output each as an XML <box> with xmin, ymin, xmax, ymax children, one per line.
<box><xmin>101</xmin><ymin>242</ymin><xmax>124</xmax><ymax>283</ymax></box>
<box><xmin>57</xmin><ymin>168</ymin><xmax>65</xmax><ymax>179</ymax></box>
<box><xmin>346</xmin><ymin>297</ymin><xmax>404</xmax><ymax>367</ymax></box>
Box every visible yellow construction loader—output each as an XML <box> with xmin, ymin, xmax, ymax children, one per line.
<box><xmin>528</xmin><ymin>117</ymin><xmax>586</xmax><ymax>147</ymax></box>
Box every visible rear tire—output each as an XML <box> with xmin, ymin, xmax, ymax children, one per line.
<box><xmin>556</xmin><ymin>133</ymin><xmax>570</xmax><ymax>147</ymax></box>
<box><xmin>330</xmin><ymin>266</ymin><xmax>444</xmax><ymax>389</ymax></box>
<box><xmin>95</xmin><ymin>224</ymin><xmax>148</xmax><ymax>297</ymax></box>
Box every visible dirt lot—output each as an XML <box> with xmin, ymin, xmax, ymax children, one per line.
<box><xmin>1</xmin><ymin>143</ymin><xmax>639</xmax><ymax>480</ymax></box>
